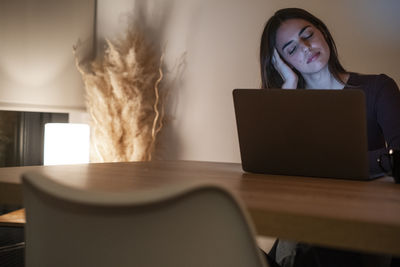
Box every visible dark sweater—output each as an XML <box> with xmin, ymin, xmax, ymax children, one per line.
<box><xmin>345</xmin><ymin>72</ymin><xmax>400</xmax><ymax>174</ymax></box>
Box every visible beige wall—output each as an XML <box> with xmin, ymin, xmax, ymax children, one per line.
<box><xmin>3</xmin><ymin>1</ymin><xmax>398</xmax><ymax>160</ymax></box>
<box><xmin>97</xmin><ymin>0</ymin><xmax>400</xmax><ymax>163</ymax></box>
<box><xmin>0</xmin><ymin>0</ymin><xmax>95</xmax><ymax>118</ymax></box>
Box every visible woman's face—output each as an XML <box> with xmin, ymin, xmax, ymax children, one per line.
<box><xmin>275</xmin><ymin>18</ymin><xmax>330</xmax><ymax>74</ymax></box>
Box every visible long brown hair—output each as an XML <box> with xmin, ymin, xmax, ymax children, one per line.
<box><xmin>260</xmin><ymin>8</ymin><xmax>347</xmax><ymax>89</ymax></box>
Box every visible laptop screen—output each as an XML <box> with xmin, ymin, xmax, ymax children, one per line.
<box><xmin>233</xmin><ymin>89</ymin><xmax>371</xmax><ymax>180</ymax></box>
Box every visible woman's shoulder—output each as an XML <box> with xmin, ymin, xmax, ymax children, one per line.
<box><xmin>346</xmin><ymin>72</ymin><xmax>397</xmax><ymax>90</ymax></box>
<box><xmin>347</xmin><ymin>72</ymin><xmax>395</xmax><ymax>87</ymax></box>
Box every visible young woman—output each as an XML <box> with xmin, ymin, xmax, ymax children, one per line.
<box><xmin>260</xmin><ymin>8</ymin><xmax>400</xmax><ymax>177</ymax></box>
<box><xmin>259</xmin><ymin>7</ymin><xmax>400</xmax><ymax>267</ymax></box>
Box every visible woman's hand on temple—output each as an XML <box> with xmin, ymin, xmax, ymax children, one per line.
<box><xmin>272</xmin><ymin>48</ymin><xmax>298</xmax><ymax>89</ymax></box>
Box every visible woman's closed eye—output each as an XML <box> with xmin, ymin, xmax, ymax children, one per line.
<box><xmin>288</xmin><ymin>46</ymin><xmax>297</xmax><ymax>55</ymax></box>
<box><xmin>304</xmin><ymin>32</ymin><xmax>314</xmax><ymax>39</ymax></box>
<box><xmin>288</xmin><ymin>32</ymin><xmax>314</xmax><ymax>55</ymax></box>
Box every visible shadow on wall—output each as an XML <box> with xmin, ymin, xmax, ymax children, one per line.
<box><xmin>97</xmin><ymin>0</ymin><xmax>173</xmax><ymax>55</ymax></box>
<box><xmin>129</xmin><ymin>0</ymin><xmax>189</xmax><ymax>161</ymax></box>
<box><xmin>155</xmin><ymin>52</ymin><xmax>187</xmax><ymax>161</ymax></box>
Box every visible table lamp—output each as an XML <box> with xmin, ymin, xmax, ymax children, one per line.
<box><xmin>43</xmin><ymin>123</ymin><xmax>90</xmax><ymax>165</ymax></box>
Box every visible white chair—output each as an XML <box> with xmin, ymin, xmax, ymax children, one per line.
<box><xmin>22</xmin><ymin>171</ymin><xmax>268</xmax><ymax>267</ymax></box>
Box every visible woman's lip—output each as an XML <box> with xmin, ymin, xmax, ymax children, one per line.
<box><xmin>307</xmin><ymin>52</ymin><xmax>320</xmax><ymax>64</ymax></box>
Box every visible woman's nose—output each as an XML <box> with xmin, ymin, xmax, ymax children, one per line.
<box><xmin>300</xmin><ymin>40</ymin><xmax>311</xmax><ymax>52</ymax></box>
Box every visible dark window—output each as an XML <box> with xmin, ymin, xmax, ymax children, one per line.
<box><xmin>0</xmin><ymin>111</ymin><xmax>68</xmax><ymax>167</ymax></box>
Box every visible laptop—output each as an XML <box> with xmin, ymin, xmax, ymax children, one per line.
<box><xmin>233</xmin><ymin>88</ymin><xmax>381</xmax><ymax>180</ymax></box>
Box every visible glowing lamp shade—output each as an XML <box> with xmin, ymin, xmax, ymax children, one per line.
<box><xmin>44</xmin><ymin>123</ymin><xmax>90</xmax><ymax>165</ymax></box>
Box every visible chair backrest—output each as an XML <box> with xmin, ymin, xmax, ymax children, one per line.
<box><xmin>22</xmin><ymin>171</ymin><xmax>268</xmax><ymax>267</ymax></box>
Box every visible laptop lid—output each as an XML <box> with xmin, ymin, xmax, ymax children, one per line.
<box><xmin>233</xmin><ymin>88</ymin><xmax>371</xmax><ymax>180</ymax></box>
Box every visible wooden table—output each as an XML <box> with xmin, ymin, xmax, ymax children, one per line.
<box><xmin>0</xmin><ymin>209</ymin><xmax>25</xmax><ymax>227</ymax></box>
<box><xmin>0</xmin><ymin>160</ymin><xmax>399</xmax><ymax>256</ymax></box>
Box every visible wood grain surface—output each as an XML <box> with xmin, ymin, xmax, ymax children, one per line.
<box><xmin>0</xmin><ymin>160</ymin><xmax>399</xmax><ymax>255</ymax></box>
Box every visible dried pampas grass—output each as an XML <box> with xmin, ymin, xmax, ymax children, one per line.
<box><xmin>74</xmin><ymin>26</ymin><xmax>165</xmax><ymax>163</ymax></box>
